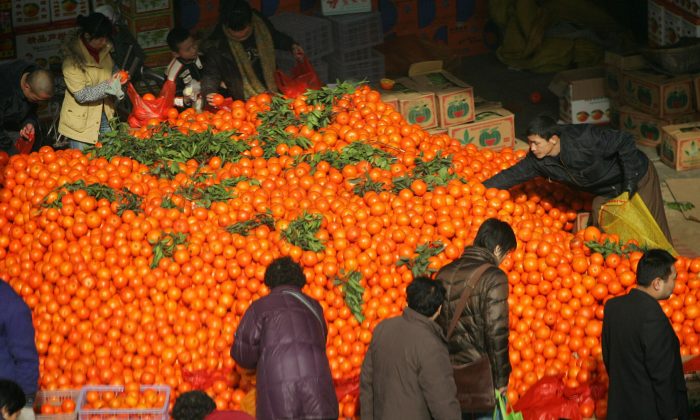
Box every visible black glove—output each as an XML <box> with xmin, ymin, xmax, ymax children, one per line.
<box><xmin>624</xmin><ymin>181</ymin><xmax>637</xmax><ymax>199</ymax></box>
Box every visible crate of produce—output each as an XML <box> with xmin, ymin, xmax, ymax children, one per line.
<box><xmin>320</xmin><ymin>0</ymin><xmax>371</xmax><ymax>16</ymax></box>
<box><xmin>268</xmin><ymin>13</ymin><xmax>333</xmax><ymax>59</ymax></box>
<box><xmin>76</xmin><ymin>385</ymin><xmax>170</xmax><ymax>420</ymax></box>
<box><xmin>326</xmin><ymin>11</ymin><xmax>382</xmax><ymax>50</ymax></box>
<box><xmin>275</xmin><ymin>51</ymin><xmax>329</xmax><ymax>84</ymax></box>
<box><xmin>35</xmin><ymin>389</ymin><xmax>80</xmax><ymax>419</ymax></box>
<box><xmin>328</xmin><ymin>49</ymin><xmax>384</xmax><ymax>83</ymax></box>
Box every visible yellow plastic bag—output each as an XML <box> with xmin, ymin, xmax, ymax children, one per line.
<box><xmin>599</xmin><ymin>192</ymin><xmax>677</xmax><ymax>255</ymax></box>
<box><xmin>240</xmin><ymin>389</ymin><xmax>256</xmax><ymax>417</ymax></box>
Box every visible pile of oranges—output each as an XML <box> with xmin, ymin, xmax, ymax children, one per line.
<box><xmin>0</xmin><ymin>85</ymin><xmax>698</xmax><ymax>419</ymax></box>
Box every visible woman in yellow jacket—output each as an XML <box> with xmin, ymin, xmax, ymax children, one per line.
<box><xmin>59</xmin><ymin>13</ymin><xmax>125</xmax><ymax>150</ymax></box>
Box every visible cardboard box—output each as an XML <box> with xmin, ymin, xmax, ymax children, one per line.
<box><xmin>119</xmin><ymin>0</ymin><xmax>171</xmax><ymax>16</ymax></box>
<box><xmin>573</xmin><ymin>212</ymin><xmax>591</xmax><ymax>232</ymax></box>
<box><xmin>50</xmin><ymin>0</ymin><xmax>89</xmax><ymax>22</ymax></box>
<box><xmin>665</xmin><ymin>3</ymin><xmax>686</xmax><ymax>45</ymax></box>
<box><xmin>14</xmin><ymin>24</ymin><xmax>75</xmax><ymax>72</ymax></box>
<box><xmin>125</xmin><ymin>12</ymin><xmax>173</xmax><ymax>51</ymax></box>
<box><xmin>321</xmin><ymin>0</ymin><xmax>371</xmax><ymax>16</ymax></box>
<box><xmin>549</xmin><ymin>67</ymin><xmax>611</xmax><ymax>124</ymax></box>
<box><xmin>661</xmin><ymin>122</ymin><xmax>700</xmax><ymax>170</ymax></box>
<box><xmin>604</xmin><ymin>51</ymin><xmax>646</xmax><ymax>100</ymax></box>
<box><xmin>407</xmin><ymin>60</ymin><xmax>475</xmax><ymax>127</ymax></box>
<box><xmin>427</xmin><ymin>128</ymin><xmax>448</xmax><ymax>136</ymax></box>
<box><xmin>618</xmin><ymin>105</ymin><xmax>700</xmax><ymax>147</ymax></box>
<box><xmin>447</xmin><ymin>106</ymin><xmax>515</xmax><ymax>151</ymax></box>
<box><xmin>0</xmin><ymin>0</ymin><xmax>11</xmax><ymax>35</ymax></box>
<box><xmin>648</xmin><ymin>0</ymin><xmax>667</xmax><ymax>46</ymax></box>
<box><xmin>671</xmin><ymin>0</ymin><xmax>700</xmax><ymax>17</ymax></box>
<box><xmin>142</xmin><ymin>47</ymin><xmax>171</xmax><ymax>68</ymax></box>
<box><xmin>0</xmin><ymin>34</ymin><xmax>15</xmax><ymax>59</ymax></box>
<box><xmin>90</xmin><ymin>0</ymin><xmax>112</xmax><ymax>9</ymax></box>
<box><xmin>379</xmin><ymin>78</ymin><xmax>439</xmax><ymax>130</ymax></box>
<box><xmin>622</xmin><ymin>68</ymin><xmax>694</xmax><ymax>117</ymax></box>
<box><xmin>12</xmin><ymin>0</ymin><xmax>51</xmax><ymax>28</ymax></box>
<box><xmin>695</xmin><ymin>74</ymin><xmax>700</xmax><ymax>111</ymax></box>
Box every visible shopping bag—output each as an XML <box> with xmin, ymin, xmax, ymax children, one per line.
<box><xmin>494</xmin><ymin>389</ymin><xmax>523</xmax><ymax>420</ymax></box>
<box><xmin>15</xmin><ymin>131</ymin><xmax>35</xmax><ymax>154</ymax></box>
<box><xmin>126</xmin><ymin>79</ymin><xmax>176</xmax><ymax>128</ymax></box>
<box><xmin>275</xmin><ymin>56</ymin><xmax>322</xmax><ymax>98</ymax></box>
<box><xmin>513</xmin><ymin>375</ymin><xmax>582</xmax><ymax>420</ymax></box>
<box><xmin>599</xmin><ymin>192</ymin><xmax>676</xmax><ymax>255</ymax></box>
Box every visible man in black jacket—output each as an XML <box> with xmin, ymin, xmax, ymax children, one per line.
<box><xmin>602</xmin><ymin>249</ymin><xmax>689</xmax><ymax>420</ymax></box>
<box><xmin>483</xmin><ymin>115</ymin><xmax>671</xmax><ymax>243</ymax></box>
<box><xmin>200</xmin><ymin>0</ymin><xmax>303</xmax><ymax>103</ymax></box>
<box><xmin>0</xmin><ymin>60</ymin><xmax>53</xmax><ymax>154</ymax></box>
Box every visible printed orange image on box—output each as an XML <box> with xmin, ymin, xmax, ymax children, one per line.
<box><xmin>12</xmin><ymin>0</ymin><xmax>50</xmax><ymax>28</ymax></box>
<box><xmin>447</xmin><ymin>106</ymin><xmax>515</xmax><ymax>151</ymax></box>
<box><xmin>50</xmin><ymin>0</ymin><xmax>89</xmax><ymax>23</ymax></box>
<box><xmin>380</xmin><ymin>78</ymin><xmax>438</xmax><ymax>130</ymax></box>
<box><xmin>622</xmin><ymin>68</ymin><xmax>694</xmax><ymax>117</ymax></box>
<box><xmin>618</xmin><ymin>105</ymin><xmax>700</xmax><ymax>147</ymax></box>
<box><xmin>661</xmin><ymin>122</ymin><xmax>700</xmax><ymax>171</ymax></box>
<box><xmin>408</xmin><ymin>60</ymin><xmax>475</xmax><ymax>128</ymax></box>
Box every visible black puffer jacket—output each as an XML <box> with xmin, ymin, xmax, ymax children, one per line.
<box><xmin>483</xmin><ymin>124</ymin><xmax>648</xmax><ymax>198</ymax></box>
<box><xmin>231</xmin><ymin>285</ymin><xmax>338</xmax><ymax>420</ymax></box>
<box><xmin>0</xmin><ymin>60</ymin><xmax>38</xmax><ymax>151</ymax></box>
<box><xmin>435</xmin><ymin>246</ymin><xmax>511</xmax><ymax>388</ymax></box>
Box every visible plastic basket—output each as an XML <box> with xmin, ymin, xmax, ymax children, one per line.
<box><xmin>641</xmin><ymin>38</ymin><xmax>700</xmax><ymax>74</ymax></box>
<box><xmin>76</xmin><ymin>385</ymin><xmax>170</xmax><ymax>420</ymax></box>
<box><xmin>328</xmin><ymin>49</ymin><xmax>385</xmax><ymax>83</ymax></box>
<box><xmin>275</xmin><ymin>51</ymin><xmax>329</xmax><ymax>84</ymax></box>
<box><xmin>269</xmin><ymin>13</ymin><xmax>334</xmax><ymax>59</ymax></box>
<box><xmin>326</xmin><ymin>11</ymin><xmax>383</xmax><ymax>50</ymax></box>
<box><xmin>326</xmin><ymin>47</ymin><xmax>375</xmax><ymax>65</ymax></box>
<box><xmin>35</xmin><ymin>389</ymin><xmax>81</xmax><ymax>420</ymax></box>
<box><xmin>320</xmin><ymin>0</ymin><xmax>372</xmax><ymax>16</ymax></box>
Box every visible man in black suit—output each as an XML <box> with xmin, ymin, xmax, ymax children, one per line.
<box><xmin>603</xmin><ymin>249</ymin><xmax>689</xmax><ymax>420</ymax></box>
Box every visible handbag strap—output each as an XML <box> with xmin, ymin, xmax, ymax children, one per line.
<box><xmin>282</xmin><ymin>289</ymin><xmax>326</xmax><ymax>338</ymax></box>
<box><xmin>446</xmin><ymin>263</ymin><xmax>492</xmax><ymax>340</ymax></box>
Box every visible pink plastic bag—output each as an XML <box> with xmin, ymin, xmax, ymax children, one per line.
<box><xmin>513</xmin><ymin>375</ymin><xmax>582</xmax><ymax>420</ymax></box>
<box><xmin>275</xmin><ymin>56</ymin><xmax>322</xmax><ymax>98</ymax></box>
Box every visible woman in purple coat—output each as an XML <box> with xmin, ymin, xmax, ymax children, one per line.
<box><xmin>231</xmin><ymin>256</ymin><xmax>338</xmax><ymax>420</ymax></box>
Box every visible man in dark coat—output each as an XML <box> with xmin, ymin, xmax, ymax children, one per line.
<box><xmin>200</xmin><ymin>0</ymin><xmax>303</xmax><ymax>102</ymax></box>
<box><xmin>231</xmin><ymin>256</ymin><xmax>338</xmax><ymax>420</ymax></box>
<box><xmin>602</xmin><ymin>249</ymin><xmax>689</xmax><ymax>420</ymax></box>
<box><xmin>0</xmin><ymin>60</ymin><xmax>53</xmax><ymax>154</ymax></box>
<box><xmin>0</xmin><ymin>279</ymin><xmax>39</xmax><ymax>419</ymax></box>
<box><xmin>360</xmin><ymin>277</ymin><xmax>460</xmax><ymax>420</ymax></box>
<box><xmin>435</xmin><ymin>218</ymin><xmax>516</xmax><ymax>419</ymax></box>
<box><xmin>483</xmin><ymin>115</ymin><xmax>671</xmax><ymax>243</ymax></box>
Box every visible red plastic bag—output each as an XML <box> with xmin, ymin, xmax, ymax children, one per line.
<box><xmin>513</xmin><ymin>375</ymin><xmax>582</xmax><ymax>420</ymax></box>
<box><xmin>181</xmin><ymin>367</ymin><xmax>228</xmax><ymax>390</ymax></box>
<box><xmin>126</xmin><ymin>79</ymin><xmax>176</xmax><ymax>128</ymax></box>
<box><xmin>334</xmin><ymin>375</ymin><xmax>360</xmax><ymax>401</ymax></box>
<box><xmin>15</xmin><ymin>131</ymin><xmax>35</xmax><ymax>154</ymax></box>
<box><xmin>275</xmin><ymin>56</ymin><xmax>322</xmax><ymax>98</ymax></box>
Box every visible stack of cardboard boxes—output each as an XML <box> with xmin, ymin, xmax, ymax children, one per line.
<box><xmin>120</xmin><ymin>0</ymin><xmax>173</xmax><ymax>73</ymax></box>
<box><xmin>603</xmin><ymin>51</ymin><xmax>700</xmax><ymax>171</ymax></box>
<box><xmin>379</xmin><ymin>61</ymin><xmax>515</xmax><ymax>152</ymax></box>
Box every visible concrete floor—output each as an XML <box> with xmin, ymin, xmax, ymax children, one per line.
<box><xmin>442</xmin><ymin>53</ymin><xmax>700</xmax><ymax>257</ymax></box>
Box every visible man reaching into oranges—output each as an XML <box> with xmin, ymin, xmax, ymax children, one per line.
<box><xmin>483</xmin><ymin>116</ymin><xmax>671</xmax><ymax>244</ymax></box>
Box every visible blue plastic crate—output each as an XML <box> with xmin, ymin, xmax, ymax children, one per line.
<box><xmin>76</xmin><ymin>385</ymin><xmax>170</xmax><ymax>420</ymax></box>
